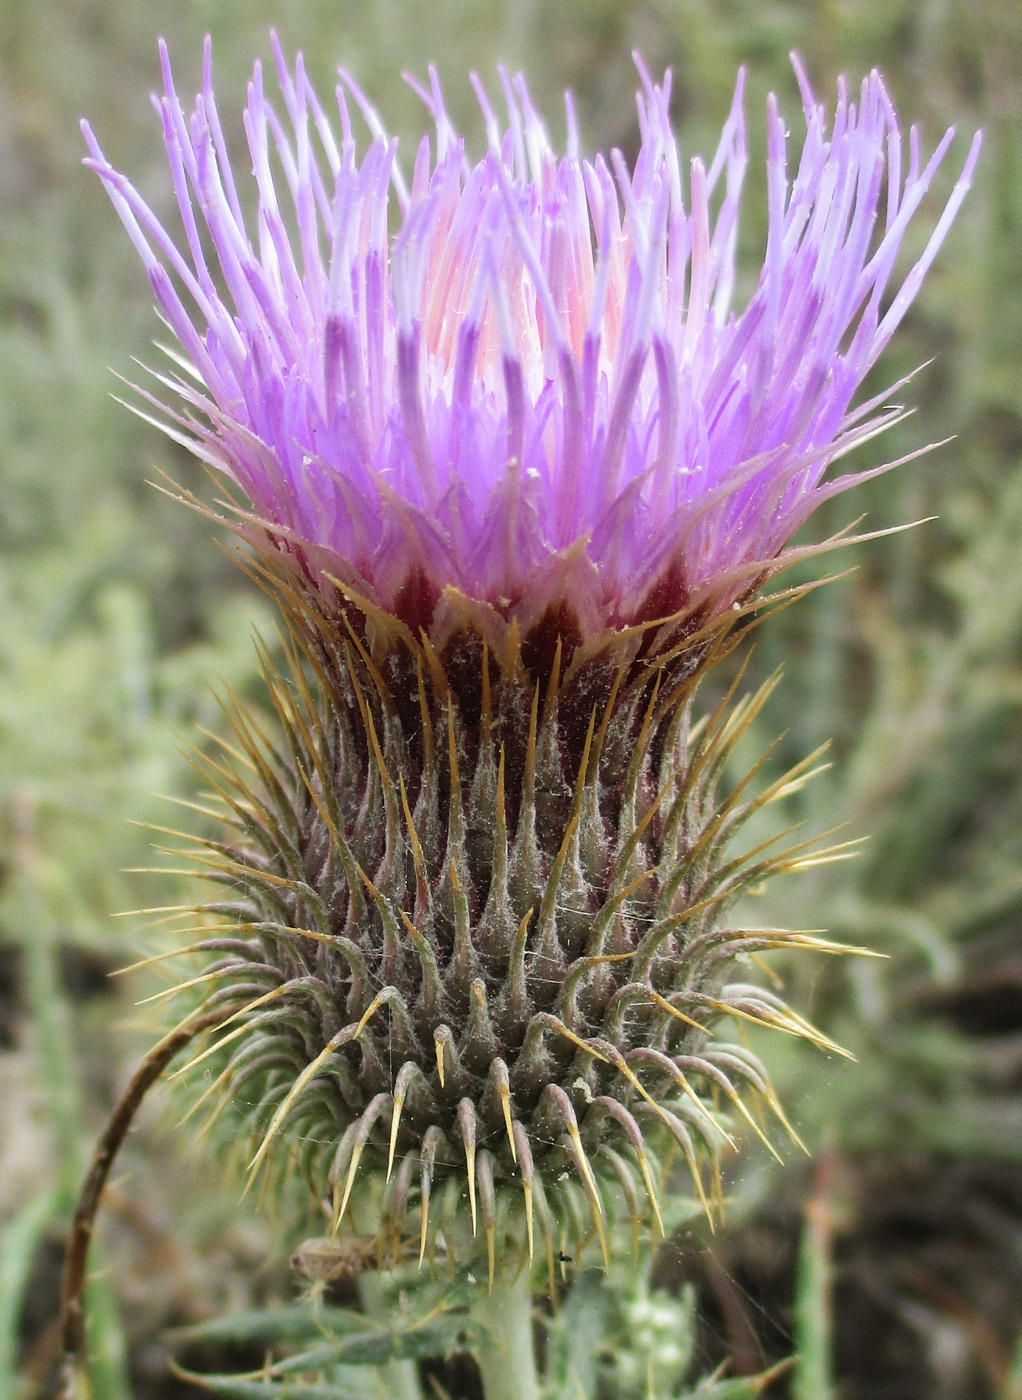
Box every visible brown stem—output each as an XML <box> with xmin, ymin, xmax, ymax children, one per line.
<box><xmin>57</xmin><ymin>1009</ymin><xmax>231</xmax><ymax>1399</ymax></box>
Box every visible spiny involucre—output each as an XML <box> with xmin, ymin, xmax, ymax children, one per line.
<box><xmin>86</xmin><ymin>40</ymin><xmax>978</xmax><ymax>1280</ymax></box>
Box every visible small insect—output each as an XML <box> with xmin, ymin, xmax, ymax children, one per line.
<box><xmin>291</xmin><ymin>1231</ymin><xmax>420</xmax><ymax>1290</ymax></box>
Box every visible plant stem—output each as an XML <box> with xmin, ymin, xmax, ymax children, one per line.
<box><xmin>57</xmin><ymin>1008</ymin><xmax>230</xmax><ymax>1400</ymax></box>
<box><xmin>794</xmin><ymin>1155</ymin><xmax>836</xmax><ymax>1400</ymax></box>
<box><xmin>473</xmin><ymin>1269</ymin><xmax>540</xmax><ymax>1400</ymax></box>
<box><xmin>357</xmin><ymin>1272</ymin><xmax>424</xmax><ymax>1400</ymax></box>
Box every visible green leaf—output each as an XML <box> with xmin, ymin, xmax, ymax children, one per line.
<box><xmin>544</xmin><ymin>1270</ymin><xmax>614</xmax><ymax>1400</ymax></box>
<box><xmin>170</xmin><ymin>1305</ymin><xmax>370</xmax><ymax>1347</ymax></box>
<box><xmin>169</xmin><ymin>1370</ymin><xmax>367</xmax><ymax>1400</ymax></box>
<box><xmin>685</xmin><ymin>1358</ymin><xmax>795</xmax><ymax>1398</ymax></box>
<box><xmin>172</xmin><ymin>1313</ymin><xmax>474</xmax><ymax>1398</ymax></box>
<box><xmin>686</xmin><ymin>1382</ymin><xmax>772</xmax><ymax>1400</ymax></box>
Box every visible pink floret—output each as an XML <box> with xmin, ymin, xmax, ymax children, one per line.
<box><xmin>82</xmin><ymin>37</ymin><xmax>981</xmax><ymax>634</ymax></box>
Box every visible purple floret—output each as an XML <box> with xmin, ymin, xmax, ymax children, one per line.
<box><xmin>83</xmin><ymin>38</ymin><xmax>980</xmax><ymax>635</ymax></box>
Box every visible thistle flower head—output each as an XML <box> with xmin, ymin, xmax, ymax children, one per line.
<box><xmin>87</xmin><ymin>44</ymin><xmax>978</xmax><ymax>1282</ymax></box>
<box><xmin>83</xmin><ymin>40</ymin><xmax>980</xmax><ymax>643</ymax></box>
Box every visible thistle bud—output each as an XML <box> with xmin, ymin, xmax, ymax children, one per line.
<box><xmin>85</xmin><ymin>40</ymin><xmax>978</xmax><ymax>1280</ymax></box>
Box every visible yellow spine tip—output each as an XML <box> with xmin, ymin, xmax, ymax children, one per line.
<box><xmin>419</xmin><ymin>1197</ymin><xmax>430</xmax><ymax>1268</ymax></box>
<box><xmin>498</xmin><ymin>1083</ymin><xmax>517</xmax><ymax>1162</ymax></box>
<box><xmin>387</xmin><ymin>1094</ymin><xmax>404</xmax><ymax>1183</ymax></box>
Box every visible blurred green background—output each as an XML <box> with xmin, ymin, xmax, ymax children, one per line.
<box><xmin>1</xmin><ymin>1</ymin><xmax>1019</xmax><ymax>1397</ymax></box>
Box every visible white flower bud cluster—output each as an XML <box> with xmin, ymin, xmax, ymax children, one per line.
<box><xmin>613</xmin><ymin>1284</ymin><xmax>695</xmax><ymax>1394</ymax></box>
